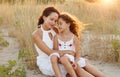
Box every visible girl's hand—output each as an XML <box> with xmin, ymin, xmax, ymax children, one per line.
<box><xmin>58</xmin><ymin>58</ymin><xmax>61</xmax><ymax>64</ymax></box>
<box><xmin>72</xmin><ymin>62</ymin><xmax>77</xmax><ymax>70</ymax></box>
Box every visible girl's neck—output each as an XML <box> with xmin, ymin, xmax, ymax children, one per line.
<box><xmin>42</xmin><ymin>24</ymin><xmax>50</xmax><ymax>31</ymax></box>
<box><xmin>60</xmin><ymin>30</ymin><xmax>71</xmax><ymax>36</ymax></box>
<box><xmin>59</xmin><ymin>30</ymin><xmax>73</xmax><ymax>41</ymax></box>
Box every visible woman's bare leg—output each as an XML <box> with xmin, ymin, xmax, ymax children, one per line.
<box><xmin>50</xmin><ymin>56</ymin><xmax>62</xmax><ymax>77</ymax></box>
<box><xmin>84</xmin><ymin>59</ymin><xmax>108</xmax><ymax>77</ymax></box>
<box><xmin>60</xmin><ymin>56</ymin><xmax>77</xmax><ymax>77</ymax></box>
<box><xmin>75</xmin><ymin>64</ymin><xmax>94</xmax><ymax>77</ymax></box>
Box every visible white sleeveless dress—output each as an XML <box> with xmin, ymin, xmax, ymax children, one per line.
<box><xmin>50</xmin><ymin>35</ymin><xmax>86</xmax><ymax>67</ymax></box>
<box><xmin>49</xmin><ymin>35</ymin><xmax>75</xmax><ymax>62</ymax></box>
<box><xmin>34</xmin><ymin>25</ymin><xmax>67</xmax><ymax>77</ymax></box>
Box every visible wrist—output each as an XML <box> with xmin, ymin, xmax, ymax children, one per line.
<box><xmin>75</xmin><ymin>58</ymin><xmax>80</xmax><ymax>62</ymax></box>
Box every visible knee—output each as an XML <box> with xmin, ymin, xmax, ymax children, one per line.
<box><xmin>50</xmin><ymin>56</ymin><xmax>58</xmax><ymax>64</ymax></box>
<box><xmin>60</xmin><ymin>56</ymin><xmax>69</xmax><ymax>64</ymax></box>
<box><xmin>76</xmin><ymin>63</ymin><xmax>81</xmax><ymax>70</ymax></box>
<box><xmin>84</xmin><ymin>59</ymin><xmax>89</xmax><ymax>66</ymax></box>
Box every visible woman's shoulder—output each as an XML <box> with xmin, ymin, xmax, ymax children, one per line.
<box><xmin>32</xmin><ymin>28</ymin><xmax>42</xmax><ymax>39</ymax></box>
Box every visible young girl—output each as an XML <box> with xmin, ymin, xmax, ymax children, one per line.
<box><xmin>49</xmin><ymin>12</ymin><xmax>85</xmax><ymax>77</ymax></box>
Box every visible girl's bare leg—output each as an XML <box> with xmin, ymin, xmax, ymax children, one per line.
<box><xmin>75</xmin><ymin>63</ymin><xmax>94</xmax><ymax>77</ymax></box>
<box><xmin>84</xmin><ymin>59</ymin><xmax>108</xmax><ymax>77</ymax></box>
<box><xmin>50</xmin><ymin>56</ymin><xmax>62</xmax><ymax>77</ymax></box>
<box><xmin>60</xmin><ymin>56</ymin><xmax>77</xmax><ymax>77</ymax></box>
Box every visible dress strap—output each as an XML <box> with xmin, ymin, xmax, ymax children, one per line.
<box><xmin>72</xmin><ymin>34</ymin><xmax>74</xmax><ymax>39</ymax></box>
<box><xmin>57</xmin><ymin>34</ymin><xmax>74</xmax><ymax>43</ymax></box>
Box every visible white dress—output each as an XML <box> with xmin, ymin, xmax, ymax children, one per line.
<box><xmin>50</xmin><ymin>35</ymin><xmax>86</xmax><ymax>67</ymax></box>
<box><xmin>34</xmin><ymin>25</ymin><xmax>67</xmax><ymax>77</ymax></box>
<box><xmin>49</xmin><ymin>35</ymin><xmax>75</xmax><ymax>62</ymax></box>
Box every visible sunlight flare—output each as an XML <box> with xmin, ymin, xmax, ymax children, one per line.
<box><xmin>101</xmin><ymin>0</ymin><xmax>116</xmax><ymax>5</ymax></box>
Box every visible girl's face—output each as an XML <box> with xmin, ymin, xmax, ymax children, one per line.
<box><xmin>58</xmin><ymin>18</ymin><xmax>70</xmax><ymax>33</ymax></box>
<box><xmin>43</xmin><ymin>12</ymin><xmax>58</xmax><ymax>29</ymax></box>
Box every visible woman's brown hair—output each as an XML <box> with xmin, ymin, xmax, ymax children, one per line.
<box><xmin>38</xmin><ymin>6</ymin><xmax>60</xmax><ymax>28</ymax></box>
<box><xmin>59</xmin><ymin>12</ymin><xmax>84</xmax><ymax>39</ymax></box>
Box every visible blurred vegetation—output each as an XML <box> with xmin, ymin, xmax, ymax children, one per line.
<box><xmin>0</xmin><ymin>0</ymin><xmax>66</xmax><ymax>4</ymax></box>
<box><xmin>0</xmin><ymin>60</ymin><xmax>26</xmax><ymax>77</ymax></box>
<box><xmin>111</xmin><ymin>39</ymin><xmax>120</xmax><ymax>62</ymax></box>
<box><xmin>0</xmin><ymin>16</ymin><xmax>3</xmax><ymax>25</ymax></box>
<box><xmin>18</xmin><ymin>48</ymin><xmax>36</xmax><ymax>70</ymax></box>
<box><xmin>0</xmin><ymin>37</ymin><xmax>9</xmax><ymax>47</ymax></box>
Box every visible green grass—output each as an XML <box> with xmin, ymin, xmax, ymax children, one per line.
<box><xmin>111</xmin><ymin>39</ymin><xmax>120</xmax><ymax>62</ymax></box>
<box><xmin>0</xmin><ymin>60</ymin><xmax>26</xmax><ymax>77</ymax></box>
<box><xmin>0</xmin><ymin>37</ymin><xmax>9</xmax><ymax>47</ymax></box>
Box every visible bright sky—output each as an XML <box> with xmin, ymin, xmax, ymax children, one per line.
<box><xmin>100</xmin><ymin>0</ymin><xmax>116</xmax><ymax>5</ymax></box>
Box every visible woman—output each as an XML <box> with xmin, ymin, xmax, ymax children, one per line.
<box><xmin>32</xmin><ymin>6</ymin><xmax>107</xmax><ymax>77</ymax></box>
<box><xmin>32</xmin><ymin>6</ymin><xmax>67</xmax><ymax>77</ymax></box>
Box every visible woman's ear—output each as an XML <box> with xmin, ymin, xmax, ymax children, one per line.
<box><xmin>43</xmin><ymin>16</ymin><xmax>47</xmax><ymax>21</ymax></box>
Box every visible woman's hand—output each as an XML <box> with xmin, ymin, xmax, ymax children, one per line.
<box><xmin>73</xmin><ymin>58</ymin><xmax>80</xmax><ymax>70</ymax></box>
<box><xmin>58</xmin><ymin>51</ymin><xmax>64</xmax><ymax>57</ymax></box>
<box><xmin>62</xmin><ymin>50</ymin><xmax>75</xmax><ymax>56</ymax></box>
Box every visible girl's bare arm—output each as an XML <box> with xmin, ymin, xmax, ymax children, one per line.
<box><xmin>74</xmin><ymin>36</ymin><xmax>81</xmax><ymax>62</ymax></box>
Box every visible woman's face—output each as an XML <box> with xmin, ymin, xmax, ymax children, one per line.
<box><xmin>43</xmin><ymin>12</ymin><xmax>58</xmax><ymax>29</ymax></box>
<box><xmin>58</xmin><ymin>18</ymin><xmax>70</xmax><ymax>33</ymax></box>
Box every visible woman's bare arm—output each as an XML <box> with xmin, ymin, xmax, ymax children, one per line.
<box><xmin>62</xmin><ymin>50</ymin><xmax>75</xmax><ymax>56</ymax></box>
<box><xmin>53</xmin><ymin>35</ymin><xmax>64</xmax><ymax>56</ymax></box>
<box><xmin>32</xmin><ymin>29</ymin><xmax>55</xmax><ymax>56</ymax></box>
<box><xmin>53</xmin><ymin>35</ymin><xmax>58</xmax><ymax>50</ymax></box>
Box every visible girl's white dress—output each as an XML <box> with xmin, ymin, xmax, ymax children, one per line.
<box><xmin>50</xmin><ymin>35</ymin><xmax>86</xmax><ymax>67</ymax></box>
<box><xmin>34</xmin><ymin>25</ymin><xmax>67</xmax><ymax>77</ymax></box>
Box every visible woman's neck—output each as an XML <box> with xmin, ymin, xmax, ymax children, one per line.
<box><xmin>42</xmin><ymin>24</ymin><xmax>50</xmax><ymax>31</ymax></box>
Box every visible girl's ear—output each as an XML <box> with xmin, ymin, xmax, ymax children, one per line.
<box><xmin>43</xmin><ymin>16</ymin><xmax>47</xmax><ymax>21</ymax></box>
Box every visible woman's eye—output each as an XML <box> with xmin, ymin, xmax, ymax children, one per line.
<box><xmin>55</xmin><ymin>20</ymin><xmax>57</xmax><ymax>23</ymax></box>
<box><xmin>50</xmin><ymin>19</ymin><xmax>54</xmax><ymax>21</ymax></box>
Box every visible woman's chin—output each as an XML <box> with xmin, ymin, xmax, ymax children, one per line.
<box><xmin>50</xmin><ymin>25</ymin><xmax>54</xmax><ymax>29</ymax></box>
<box><xmin>59</xmin><ymin>30</ymin><xmax>63</xmax><ymax>33</ymax></box>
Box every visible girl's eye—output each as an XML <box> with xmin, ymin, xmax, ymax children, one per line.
<box><xmin>58</xmin><ymin>22</ymin><xmax>62</xmax><ymax>25</ymax></box>
<box><xmin>60</xmin><ymin>23</ymin><xmax>62</xmax><ymax>25</ymax></box>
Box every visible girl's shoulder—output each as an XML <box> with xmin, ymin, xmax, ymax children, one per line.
<box><xmin>73</xmin><ymin>35</ymin><xmax>80</xmax><ymax>42</ymax></box>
